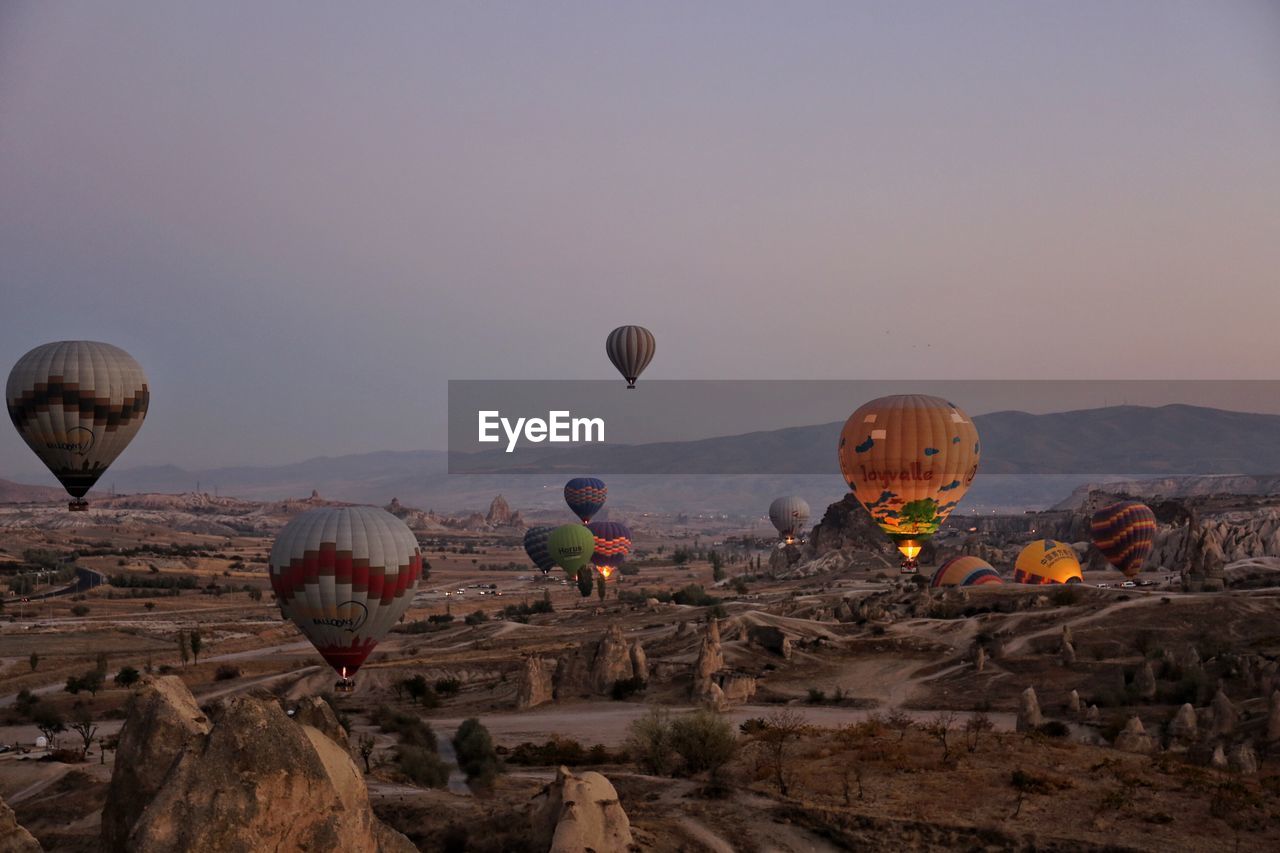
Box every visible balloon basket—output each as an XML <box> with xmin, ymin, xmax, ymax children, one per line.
<box><xmin>68</xmin><ymin>499</ymin><xmax>89</xmax><ymax>512</ymax></box>
<box><xmin>334</xmin><ymin>678</ymin><xmax>356</xmax><ymax>694</ymax></box>
<box><xmin>899</xmin><ymin>560</ymin><xmax>919</xmax><ymax>574</ymax></box>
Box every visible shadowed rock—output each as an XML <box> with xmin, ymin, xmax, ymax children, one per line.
<box><xmin>1268</xmin><ymin>691</ymin><xmax>1280</xmax><ymax>743</ymax></box>
<box><xmin>530</xmin><ymin>766</ymin><xmax>634</xmax><ymax>853</ymax></box>
<box><xmin>517</xmin><ymin>656</ymin><xmax>555</xmax><ymax>710</ymax></box>
<box><xmin>1134</xmin><ymin>661</ymin><xmax>1157</xmax><ymax>701</ymax></box>
<box><xmin>102</xmin><ymin>678</ymin><xmax>412</xmax><ymax>853</ymax></box>
<box><xmin>1169</xmin><ymin>703</ymin><xmax>1198</xmax><ymax>747</ymax></box>
<box><xmin>1229</xmin><ymin>743</ymin><xmax>1258</xmax><ymax>775</ymax></box>
<box><xmin>1114</xmin><ymin>716</ymin><xmax>1154</xmax><ymax>753</ymax></box>
<box><xmin>1210</xmin><ymin>689</ymin><xmax>1238</xmax><ymax>737</ymax></box>
<box><xmin>1067</xmin><ymin>689</ymin><xmax>1082</xmax><ymax>716</ymax></box>
<box><xmin>291</xmin><ymin>695</ymin><xmax>348</xmax><ymax>749</ymax></box>
<box><xmin>1</xmin><ymin>795</ymin><xmax>41</xmax><ymax>853</ymax></box>
<box><xmin>1017</xmin><ymin>687</ymin><xmax>1043</xmax><ymax>732</ymax></box>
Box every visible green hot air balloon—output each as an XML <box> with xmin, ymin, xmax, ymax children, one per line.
<box><xmin>548</xmin><ymin>523</ymin><xmax>595</xmax><ymax>578</ymax></box>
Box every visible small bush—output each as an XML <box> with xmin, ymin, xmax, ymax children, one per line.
<box><xmin>610</xmin><ymin>677</ymin><xmax>647</xmax><ymax>701</ymax></box>
<box><xmin>670</xmin><ymin>710</ymin><xmax>737</xmax><ymax>780</ymax></box>
<box><xmin>434</xmin><ymin>677</ymin><xmax>462</xmax><ymax>697</ymax></box>
<box><xmin>1037</xmin><ymin>720</ymin><xmax>1071</xmax><ymax>738</ymax></box>
<box><xmin>214</xmin><ymin>664</ymin><xmax>242</xmax><ymax>681</ymax></box>
<box><xmin>396</xmin><ymin>745</ymin><xmax>450</xmax><ymax>787</ymax></box>
<box><xmin>453</xmin><ymin>718</ymin><xmax>502</xmax><ymax>787</ymax></box>
<box><xmin>71</xmin><ymin>604</ymin><xmax>90</xmax><ymax>617</ymax></box>
<box><xmin>626</xmin><ymin>706</ymin><xmax>673</xmax><ymax>775</ymax></box>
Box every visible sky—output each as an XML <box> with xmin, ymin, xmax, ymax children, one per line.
<box><xmin>2</xmin><ymin>2</ymin><xmax>1278</xmax><ymax>480</ymax></box>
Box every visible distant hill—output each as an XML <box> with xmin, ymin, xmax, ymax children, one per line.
<box><xmin>0</xmin><ymin>477</ymin><xmax>68</xmax><ymax>504</ymax></box>
<box><xmin>4</xmin><ymin>405</ymin><xmax>1277</xmax><ymax>514</ymax></box>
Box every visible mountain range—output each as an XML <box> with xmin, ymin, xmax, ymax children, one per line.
<box><xmin>3</xmin><ymin>405</ymin><xmax>1278</xmax><ymax>514</ymax></box>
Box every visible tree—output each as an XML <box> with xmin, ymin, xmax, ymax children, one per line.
<box><xmin>114</xmin><ymin>666</ymin><xmax>141</xmax><ymax>688</ymax></box>
<box><xmin>178</xmin><ymin>631</ymin><xmax>190</xmax><ymax>666</ymax></box>
<box><xmin>626</xmin><ymin>706</ymin><xmax>674</xmax><ymax>775</ymax></box>
<box><xmin>96</xmin><ymin>652</ymin><xmax>109</xmax><ymax>674</ymax></box>
<box><xmin>358</xmin><ymin>733</ymin><xmax>376</xmax><ymax>773</ymax></box>
<box><xmin>248</xmin><ymin>587</ymin><xmax>263</xmax><ymax>602</ymax></box>
<box><xmin>28</xmin><ymin>652</ymin><xmax>38</xmax><ymax>672</ymax></box>
<box><xmin>754</xmin><ymin>710</ymin><xmax>807</xmax><ymax>796</ymax></box>
<box><xmin>189</xmin><ymin>628</ymin><xmax>203</xmax><ymax>663</ymax></box>
<box><xmin>924</xmin><ymin>710</ymin><xmax>957</xmax><ymax>763</ymax></box>
<box><xmin>964</xmin><ymin>711</ymin><xmax>994</xmax><ymax>753</ymax></box>
<box><xmin>596</xmin><ymin>572</ymin><xmax>607</xmax><ymax>601</ymax></box>
<box><xmin>69</xmin><ymin>705</ymin><xmax>98</xmax><ymax>760</ymax></box>
<box><xmin>885</xmin><ymin>708</ymin><xmax>914</xmax><ymax>742</ymax></box>
<box><xmin>71</xmin><ymin>604</ymin><xmax>90</xmax><ymax>617</ymax></box>
<box><xmin>33</xmin><ymin>706</ymin><xmax>64</xmax><ymax>749</ymax></box>
<box><xmin>144</xmin><ymin>601</ymin><xmax>156</xmax><ymax>611</ymax></box>
<box><xmin>710</xmin><ymin>551</ymin><xmax>725</xmax><ymax>582</ymax></box>
<box><xmin>670</xmin><ymin>710</ymin><xmax>737</xmax><ymax>783</ymax></box>
<box><xmin>453</xmin><ymin>718</ymin><xmax>501</xmax><ymax>788</ymax></box>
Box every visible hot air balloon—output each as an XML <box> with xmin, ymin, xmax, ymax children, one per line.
<box><xmin>6</xmin><ymin>341</ymin><xmax>150</xmax><ymax>511</ymax></box>
<box><xmin>1091</xmin><ymin>501</ymin><xmax>1156</xmax><ymax>578</ymax></box>
<box><xmin>587</xmin><ymin>521</ymin><xmax>632</xmax><ymax>579</ymax></box>
<box><xmin>564</xmin><ymin>477</ymin><xmax>607</xmax><ymax>523</ymax></box>
<box><xmin>930</xmin><ymin>555</ymin><xmax>1003</xmax><ymax>587</ymax></box>
<box><xmin>523</xmin><ymin>525</ymin><xmax>557</xmax><ymax>575</ymax></box>
<box><xmin>769</xmin><ymin>496</ymin><xmax>810</xmax><ymax>544</ymax></box>
<box><xmin>268</xmin><ymin>506</ymin><xmax>423</xmax><ymax>691</ymax></box>
<box><xmin>838</xmin><ymin>395</ymin><xmax>980</xmax><ymax>572</ymax></box>
<box><xmin>605</xmin><ymin>325</ymin><xmax>655</xmax><ymax>389</ymax></box>
<box><xmin>548</xmin><ymin>523</ymin><xmax>595</xmax><ymax>578</ymax></box>
<box><xmin>1013</xmin><ymin>539</ymin><xmax>1083</xmax><ymax>585</ymax></box>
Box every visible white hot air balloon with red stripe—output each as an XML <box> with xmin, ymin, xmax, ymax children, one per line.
<box><xmin>268</xmin><ymin>506</ymin><xmax>422</xmax><ymax>689</ymax></box>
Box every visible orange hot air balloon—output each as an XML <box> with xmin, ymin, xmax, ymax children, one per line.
<box><xmin>930</xmin><ymin>555</ymin><xmax>1003</xmax><ymax>587</ymax></box>
<box><xmin>1013</xmin><ymin>539</ymin><xmax>1083</xmax><ymax>585</ymax></box>
<box><xmin>838</xmin><ymin>395</ymin><xmax>980</xmax><ymax>572</ymax></box>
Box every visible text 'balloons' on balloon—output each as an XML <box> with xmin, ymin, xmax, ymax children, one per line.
<box><xmin>605</xmin><ymin>325</ymin><xmax>655</xmax><ymax>389</ymax></box>
<box><xmin>523</xmin><ymin>525</ymin><xmax>558</xmax><ymax>575</ymax></box>
<box><xmin>564</xmin><ymin>477</ymin><xmax>607</xmax><ymax>523</ymax></box>
<box><xmin>930</xmin><ymin>555</ymin><xmax>1003</xmax><ymax>587</ymax></box>
<box><xmin>1013</xmin><ymin>539</ymin><xmax>1083</xmax><ymax>585</ymax></box>
<box><xmin>6</xmin><ymin>341</ymin><xmax>150</xmax><ymax>510</ymax></box>
<box><xmin>838</xmin><ymin>394</ymin><xmax>980</xmax><ymax>569</ymax></box>
<box><xmin>548</xmin><ymin>523</ymin><xmax>595</xmax><ymax>578</ymax></box>
<box><xmin>587</xmin><ymin>520</ymin><xmax>632</xmax><ymax>579</ymax></box>
<box><xmin>267</xmin><ymin>506</ymin><xmax>423</xmax><ymax>682</ymax></box>
<box><xmin>1091</xmin><ymin>500</ymin><xmax>1157</xmax><ymax>578</ymax></box>
<box><xmin>768</xmin><ymin>496</ymin><xmax>810</xmax><ymax>544</ymax></box>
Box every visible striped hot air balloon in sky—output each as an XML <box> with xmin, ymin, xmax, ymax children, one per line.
<box><xmin>605</xmin><ymin>325</ymin><xmax>655</xmax><ymax>389</ymax></box>
<box><xmin>1013</xmin><ymin>539</ymin><xmax>1083</xmax><ymax>585</ymax></box>
<box><xmin>769</xmin><ymin>496</ymin><xmax>810</xmax><ymax>543</ymax></box>
<box><xmin>587</xmin><ymin>520</ymin><xmax>632</xmax><ymax>578</ymax></box>
<box><xmin>268</xmin><ymin>506</ymin><xmax>423</xmax><ymax>683</ymax></box>
<box><xmin>838</xmin><ymin>394</ymin><xmax>980</xmax><ymax>569</ymax></box>
<box><xmin>6</xmin><ymin>340</ymin><xmax>150</xmax><ymax>510</ymax></box>
<box><xmin>523</xmin><ymin>525</ymin><xmax>557</xmax><ymax>575</ymax></box>
<box><xmin>564</xmin><ymin>477</ymin><xmax>607</xmax><ymax>523</ymax></box>
<box><xmin>1091</xmin><ymin>500</ymin><xmax>1157</xmax><ymax>578</ymax></box>
<box><xmin>930</xmin><ymin>555</ymin><xmax>1003</xmax><ymax>587</ymax></box>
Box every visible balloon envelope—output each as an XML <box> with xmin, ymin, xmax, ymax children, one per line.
<box><xmin>838</xmin><ymin>395</ymin><xmax>980</xmax><ymax>555</ymax></box>
<box><xmin>587</xmin><ymin>520</ymin><xmax>633</xmax><ymax>578</ymax></box>
<box><xmin>605</xmin><ymin>325</ymin><xmax>655</xmax><ymax>388</ymax></box>
<box><xmin>564</xmin><ymin>477</ymin><xmax>607</xmax><ymax>523</ymax></box>
<box><xmin>1013</xmin><ymin>539</ymin><xmax>1083</xmax><ymax>584</ymax></box>
<box><xmin>1091</xmin><ymin>501</ymin><xmax>1157</xmax><ymax>578</ymax></box>
<box><xmin>548</xmin><ymin>523</ymin><xmax>595</xmax><ymax>576</ymax></box>
<box><xmin>930</xmin><ymin>555</ymin><xmax>1002</xmax><ymax>587</ymax></box>
<box><xmin>523</xmin><ymin>525</ymin><xmax>558</xmax><ymax>574</ymax></box>
<box><xmin>6</xmin><ymin>341</ymin><xmax>149</xmax><ymax>501</ymax></box>
<box><xmin>768</xmin><ymin>496</ymin><xmax>810</xmax><ymax>542</ymax></box>
<box><xmin>268</xmin><ymin>506</ymin><xmax>423</xmax><ymax>677</ymax></box>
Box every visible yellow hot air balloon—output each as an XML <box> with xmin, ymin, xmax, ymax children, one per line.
<box><xmin>838</xmin><ymin>395</ymin><xmax>979</xmax><ymax>572</ymax></box>
<box><xmin>1013</xmin><ymin>539</ymin><xmax>1083</xmax><ymax>584</ymax></box>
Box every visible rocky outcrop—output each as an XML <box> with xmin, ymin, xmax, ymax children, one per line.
<box><xmin>1017</xmin><ymin>688</ymin><xmax>1043</xmax><ymax>732</ymax></box>
<box><xmin>1268</xmin><ymin>690</ymin><xmax>1280</xmax><ymax>743</ymax></box>
<box><xmin>102</xmin><ymin>676</ymin><xmax>212</xmax><ymax>850</ymax></box>
<box><xmin>1114</xmin><ymin>716</ymin><xmax>1154</xmax><ymax>753</ymax></box>
<box><xmin>717</xmin><ymin>672</ymin><xmax>758</xmax><ymax>705</ymax></box>
<box><xmin>486</xmin><ymin>495</ymin><xmax>514</xmax><ymax>526</ymax></box>
<box><xmin>554</xmin><ymin>626</ymin><xmax>644</xmax><ymax>700</ymax></box>
<box><xmin>974</xmin><ymin>646</ymin><xmax>986</xmax><ymax>673</ymax></box>
<box><xmin>292</xmin><ymin>696</ymin><xmax>348</xmax><ymax>749</ymax></box>
<box><xmin>1085</xmin><ymin>704</ymin><xmax>1101</xmax><ymax>724</ymax></box>
<box><xmin>1060</xmin><ymin>640</ymin><xmax>1076</xmax><ymax>667</ymax></box>
<box><xmin>803</xmin><ymin>494</ymin><xmax>898</xmax><ymax>562</ymax></box>
<box><xmin>747</xmin><ymin>624</ymin><xmax>792</xmax><ymax>659</ymax></box>
<box><xmin>0</xmin><ymin>796</ymin><xmax>41</xmax><ymax>853</ymax></box>
<box><xmin>1067</xmin><ymin>690</ymin><xmax>1082</xmax><ymax>716</ymax></box>
<box><xmin>691</xmin><ymin>620</ymin><xmax>725</xmax><ymax>704</ymax></box>
<box><xmin>1210</xmin><ymin>689</ymin><xmax>1238</xmax><ymax>737</ymax></box>
<box><xmin>1134</xmin><ymin>661</ymin><xmax>1157</xmax><ymax>701</ymax></box>
<box><xmin>1169</xmin><ymin>703</ymin><xmax>1198</xmax><ymax>747</ymax></box>
<box><xmin>517</xmin><ymin>656</ymin><xmax>555</xmax><ymax>710</ymax></box>
<box><xmin>102</xmin><ymin>678</ymin><xmax>412</xmax><ymax>853</ymax></box>
<box><xmin>530</xmin><ymin>766</ymin><xmax>633</xmax><ymax>853</ymax></box>
<box><xmin>1229</xmin><ymin>743</ymin><xmax>1258</xmax><ymax>775</ymax></box>
<box><xmin>629</xmin><ymin>643</ymin><xmax>648</xmax><ymax>682</ymax></box>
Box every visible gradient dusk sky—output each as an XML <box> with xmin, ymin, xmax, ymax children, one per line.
<box><xmin>2</xmin><ymin>2</ymin><xmax>1278</xmax><ymax>478</ymax></box>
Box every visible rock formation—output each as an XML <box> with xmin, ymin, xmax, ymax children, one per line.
<box><xmin>530</xmin><ymin>766</ymin><xmax>634</xmax><ymax>853</ymax></box>
<box><xmin>974</xmin><ymin>646</ymin><xmax>986</xmax><ymax>673</ymax></box>
<box><xmin>629</xmin><ymin>643</ymin><xmax>648</xmax><ymax>682</ymax></box>
<box><xmin>691</xmin><ymin>619</ymin><xmax>726</xmax><ymax>704</ymax></box>
<box><xmin>554</xmin><ymin>625</ymin><xmax>644</xmax><ymax>700</ymax></box>
<box><xmin>1169</xmin><ymin>703</ymin><xmax>1198</xmax><ymax>747</ymax></box>
<box><xmin>1017</xmin><ymin>687</ymin><xmax>1043</xmax><ymax>732</ymax></box>
<box><xmin>517</xmin><ymin>656</ymin><xmax>555</xmax><ymax>710</ymax></box>
<box><xmin>0</xmin><ymin>796</ymin><xmax>41</xmax><ymax>853</ymax></box>
<box><xmin>747</xmin><ymin>624</ymin><xmax>792</xmax><ymax>659</ymax></box>
<box><xmin>1134</xmin><ymin>661</ymin><xmax>1157</xmax><ymax>701</ymax></box>
<box><xmin>1060</xmin><ymin>640</ymin><xmax>1076</xmax><ymax>667</ymax></box>
<box><xmin>102</xmin><ymin>677</ymin><xmax>413</xmax><ymax>853</ymax></box>
<box><xmin>1211</xmin><ymin>744</ymin><xmax>1229</xmax><ymax>769</ymax></box>
<box><xmin>291</xmin><ymin>696</ymin><xmax>348</xmax><ymax>749</ymax></box>
<box><xmin>1210</xmin><ymin>689</ymin><xmax>1238</xmax><ymax>737</ymax></box>
<box><xmin>1114</xmin><ymin>716</ymin><xmax>1154</xmax><ymax>753</ymax></box>
<box><xmin>1229</xmin><ymin>743</ymin><xmax>1258</xmax><ymax>775</ymax></box>
<box><xmin>1067</xmin><ymin>689</ymin><xmax>1082</xmax><ymax>716</ymax></box>
<box><xmin>591</xmin><ymin>625</ymin><xmax>636</xmax><ymax>693</ymax></box>
<box><xmin>1085</xmin><ymin>705</ymin><xmax>1101</xmax><ymax>724</ymax></box>
<box><xmin>803</xmin><ymin>494</ymin><xmax>897</xmax><ymax>561</ymax></box>
<box><xmin>1268</xmin><ymin>690</ymin><xmax>1280</xmax><ymax>743</ymax></box>
<box><xmin>486</xmin><ymin>495</ymin><xmax>514</xmax><ymax>526</ymax></box>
